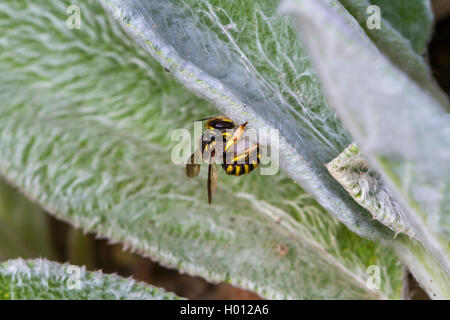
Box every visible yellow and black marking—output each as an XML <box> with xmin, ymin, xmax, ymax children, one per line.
<box><xmin>186</xmin><ymin>116</ymin><xmax>261</xmax><ymax>204</ymax></box>
<box><xmin>222</xmin><ymin>148</ymin><xmax>260</xmax><ymax>176</ymax></box>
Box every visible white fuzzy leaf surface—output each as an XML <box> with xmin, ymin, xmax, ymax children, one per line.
<box><xmin>282</xmin><ymin>0</ymin><xmax>450</xmax><ymax>298</ymax></box>
<box><xmin>0</xmin><ymin>258</ymin><xmax>180</xmax><ymax>299</ymax></box>
<box><xmin>101</xmin><ymin>0</ymin><xmax>391</xmax><ymax>239</ymax></box>
<box><xmin>0</xmin><ymin>0</ymin><xmax>403</xmax><ymax>299</ymax></box>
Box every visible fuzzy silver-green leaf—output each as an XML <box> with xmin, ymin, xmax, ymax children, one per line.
<box><xmin>339</xmin><ymin>0</ymin><xmax>448</xmax><ymax>106</ymax></box>
<box><xmin>282</xmin><ymin>0</ymin><xmax>450</xmax><ymax>298</ymax></box>
<box><xmin>101</xmin><ymin>0</ymin><xmax>390</xmax><ymax>239</ymax></box>
<box><xmin>0</xmin><ymin>0</ymin><xmax>403</xmax><ymax>299</ymax></box>
<box><xmin>0</xmin><ymin>258</ymin><xmax>180</xmax><ymax>300</ymax></box>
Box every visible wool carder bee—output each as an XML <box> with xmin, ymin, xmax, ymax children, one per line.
<box><xmin>186</xmin><ymin>116</ymin><xmax>261</xmax><ymax>204</ymax></box>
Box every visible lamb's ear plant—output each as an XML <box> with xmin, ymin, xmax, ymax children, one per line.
<box><xmin>0</xmin><ymin>0</ymin><xmax>447</xmax><ymax>299</ymax></box>
<box><xmin>0</xmin><ymin>258</ymin><xmax>181</xmax><ymax>300</ymax></box>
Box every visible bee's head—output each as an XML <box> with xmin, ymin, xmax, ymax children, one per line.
<box><xmin>195</xmin><ymin>116</ymin><xmax>236</xmax><ymax>130</ymax></box>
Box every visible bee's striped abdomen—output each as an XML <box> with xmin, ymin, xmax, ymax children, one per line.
<box><xmin>222</xmin><ymin>152</ymin><xmax>260</xmax><ymax>176</ymax></box>
<box><xmin>222</xmin><ymin>163</ymin><xmax>257</xmax><ymax>176</ymax></box>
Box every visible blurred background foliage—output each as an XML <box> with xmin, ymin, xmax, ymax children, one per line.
<box><xmin>0</xmin><ymin>1</ymin><xmax>448</xmax><ymax>299</ymax></box>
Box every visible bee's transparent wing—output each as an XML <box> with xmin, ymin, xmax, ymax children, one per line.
<box><xmin>207</xmin><ymin>164</ymin><xmax>218</xmax><ymax>205</ymax></box>
<box><xmin>186</xmin><ymin>149</ymin><xmax>202</xmax><ymax>178</ymax></box>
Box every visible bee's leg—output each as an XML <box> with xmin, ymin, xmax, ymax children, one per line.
<box><xmin>224</xmin><ymin>121</ymin><xmax>248</xmax><ymax>151</ymax></box>
<box><xmin>231</xmin><ymin>143</ymin><xmax>258</xmax><ymax>163</ymax></box>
